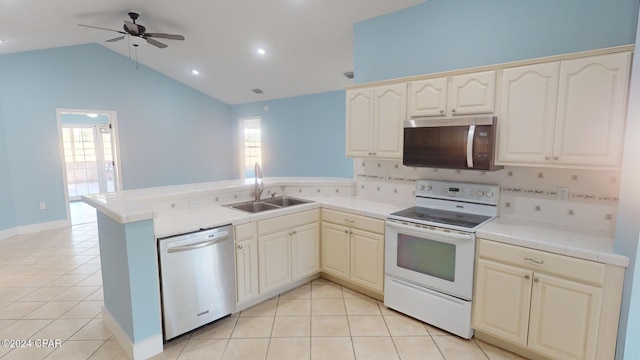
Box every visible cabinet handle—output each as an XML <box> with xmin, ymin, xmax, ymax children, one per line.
<box><xmin>525</xmin><ymin>257</ymin><xmax>544</xmax><ymax>265</ymax></box>
<box><xmin>553</xmin><ymin>156</ymin><xmax>559</xmax><ymax>160</ymax></box>
<box><xmin>344</xmin><ymin>219</ymin><xmax>355</xmax><ymax>223</ymax></box>
<box><xmin>452</xmin><ymin>109</ymin><xmax>456</xmax><ymax>113</ymax></box>
<box><xmin>524</xmin><ymin>274</ymin><xmax>530</xmax><ymax>280</ymax></box>
<box><xmin>344</xmin><ymin>230</ymin><xmax>349</xmax><ymax>234</ymax></box>
<box><xmin>237</xmin><ymin>245</ymin><xmax>243</xmax><ymax>249</ymax></box>
<box><xmin>544</xmin><ymin>156</ymin><xmax>550</xmax><ymax>160</ymax></box>
<box><xmin>373</xmin><ymin>152</ymin><xmax>377</xmax><ymax>156</ymax></box>
<box><xmin>440</xmin><ymin>109</ymin><xmax>444</xmax><ymax>114</ymax></box>
<box><xmin>533</xmin><ymin>278</ymin><xmax>540</xmax><ymax>283</ymax></box>
<box><xmin>368</xmin><ymin>152</ymin><xmax>373</xmax><ymax>156</ymax></box>
<box><xmin>292</xmin><ymin>231</ymin><xmax>297</xmax><ymax>235</ymax></box>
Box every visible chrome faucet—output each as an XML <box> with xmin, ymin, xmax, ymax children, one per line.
<box><xmin>254</xmin><ymin>162</ymin><xmax>263</xmax><ymax>201</ymax></box>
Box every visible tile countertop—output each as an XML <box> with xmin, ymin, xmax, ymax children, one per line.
<box><xmin>477</xmin><ymin>216</ymin><xmax>629</xmax><ymax>268</ymax></box>
<box><xmin>81</xmin><ymin>177</ymin><xmax>356</xmax><ymax>224</ymax></box>
<box><xmin>154</xmin><ymin>195</ymin><xmax>412</xmax><ymax>239</ymax></box>
<box><xmin>81</xmin><ymin>177</ymin><xmax>411</xmax><ymax>238</ymax></box>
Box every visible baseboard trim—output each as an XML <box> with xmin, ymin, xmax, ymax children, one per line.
<box><xmin>102</xmin><ymin>306</ymin><xmax>163</xmax><ymax>360</ymax></box>
<box><xmin>0</xmin><ymin>219</ymin><xmax>70</xmax><ymax>241</ymax></box>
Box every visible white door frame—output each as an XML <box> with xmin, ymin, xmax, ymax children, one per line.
<box><xmin>56</xmin><ymin>108</ymin><xmax>123</xmax><ymax>222</ymax></box>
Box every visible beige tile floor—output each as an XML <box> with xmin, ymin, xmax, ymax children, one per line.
<box><xmin>0</xmin><ymin>219</ymin><xmax>526</xmax><ymax>360</ymax></box>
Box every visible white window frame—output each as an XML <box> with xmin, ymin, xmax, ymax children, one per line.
<box><xmin>239</xmin><ymin>117</ymin><xmax>262</xmax><ymax>179</ymax></box>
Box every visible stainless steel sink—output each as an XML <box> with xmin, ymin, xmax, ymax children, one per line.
<box><xmin>224</xmin><ymin>196</ymin><xmax>313</xmax><ymax>213</ymax></box>
<box><xmin>263</xmin><ymin>196</ymin><xmax>312</xmax><ymax>207</ymax></box>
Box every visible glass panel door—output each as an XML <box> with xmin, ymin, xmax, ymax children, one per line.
<box><xmin>62</xmin><ymin>124</ymin><xmax>117</xmax><ymax>200</ymax></box>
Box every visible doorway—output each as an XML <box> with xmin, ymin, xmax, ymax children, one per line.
<box><xmin>57</xmin><ymin>109</ymin><xmax>122</xmax><ymax>223</ymax></box>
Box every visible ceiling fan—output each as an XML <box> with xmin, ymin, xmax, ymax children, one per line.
<box><xmin>78</xmin><ymin>12</ymin><xmax>185</xmax><ymax>49</ymax></box>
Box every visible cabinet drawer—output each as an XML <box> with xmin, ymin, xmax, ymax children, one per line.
<box><xmin>322</xmin><ymin>209</ymin><xmax>384</xmax><ymax>234</ymax></box>
<box><xmin>235</xmin><ymin>222</ymin><xmax>256</xmax><ymax>242</ymax></box>
<box><xmin>478</xmin><ymin>239</ymin><xmax>606</xmax><ymax>286</ymax></box>
<box><xmin>258</xmin><ymin>209</ymin><xmax>319</xmax><ymax>236</ymax></box>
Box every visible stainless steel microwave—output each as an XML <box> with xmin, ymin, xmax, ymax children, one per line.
<box><xmin>403</xmin><ymin>116</ymin><xmax>503</xmax><ymax>171</ymax></box>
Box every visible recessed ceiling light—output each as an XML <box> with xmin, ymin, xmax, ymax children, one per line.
<box><xmin>191</xmin><ymin>69</ymin><xmax>200</xmax><ymax>75</ymax></box>
<box><xmin>256</xmin><ymin>48</ymin><xmax>267</xmax><ymax>55</ymax></box>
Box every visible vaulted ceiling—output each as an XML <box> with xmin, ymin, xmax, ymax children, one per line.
<box><xmin>0</xmin><ymin>0</ymin><xmax>424</xmax><ymax>104</ymax></box>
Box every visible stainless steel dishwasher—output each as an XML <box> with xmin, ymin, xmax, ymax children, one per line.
<box><xmin>158</xmin><ymin>224</ymin><xmax>236</xmax><ymax>340</ymax></box>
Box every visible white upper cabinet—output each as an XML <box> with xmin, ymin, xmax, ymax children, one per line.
<box><xmin>408</xmin><ymin>78</ymin><xmax>448</xmax><ymax>117</ymax></box>
<box><xmin>346</xmin><ymin>88</ymin><xmax>374</xmax><ymax>157</ymax></box>
<box><xmin>498</xmin><ymin>62</ymin><xmax>560</xmax><ymax>163</ymax></box>
<box><xmin>374</xmin><ymin>84</ymin><xmax>406</xmax><ymax>158</ymax></box>
<box><xmin>553</xmin><ymin>53</ymin><xmax>630</xmax><ymax>166</ymax></box>
<box><xmin>408</xmin><ymin>71</ymin><xmax>496</xmax><ymax>117</ymax></box>
<box><xmin>498</xmin><ymin>52</ymin><xmax>631</xmax><ymax>168</ymax></box>
<box><xmin>450</xmin><ymin>71</ymin><xmax>496</xmax><ymax>115</ymax></box>
<box><xmin>346</xmin><ymin>84</ymin><xmax>406</xmax><ymax>159</ymax></box>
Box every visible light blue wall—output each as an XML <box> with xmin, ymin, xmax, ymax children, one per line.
<box><xmin>231</xmin><ymin>91</ymin><xmax>352</xmax><ymax>178</ymax></box>
<box><xmin>354</xmin><ymin>0</ymin><xmax>639</xmax><ymax>83</ymax></box>
<box><xmin>0</xmin><ymin>44</ymin><xmax>237</xmax><ymax>229</ymax></box>
<box><xmin>97</xmin><ymin>213</ymin><xmax>160</xmax><ymax>342</ymax></box>
<box><xmin>0</xmin><ymin>102</ymin><xmax>15</xmax><ymax>230</ymax></box>
<box><xmin>615</xmin><ymin>5</ymin><xmax>640</xmax><ymax>359</ymax></box>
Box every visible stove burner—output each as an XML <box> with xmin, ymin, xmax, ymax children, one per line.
<box><xmin>390</xmin><ymin>206</ymin><xmax>492</xmax><ymax>229</ymax></box>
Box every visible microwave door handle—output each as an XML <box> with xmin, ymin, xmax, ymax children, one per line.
<box><xmin>466</xmin><ymin>125</ymin><xmax>475</xmax><ymax>168</ymax></box>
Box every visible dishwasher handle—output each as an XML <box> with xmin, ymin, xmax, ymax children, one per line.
<box><xmin>167</xmin><ymin>234</ymin><xmax>230</xmax><ymax>253</ymax></box>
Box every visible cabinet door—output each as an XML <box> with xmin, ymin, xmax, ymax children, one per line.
<box><xmin>450</xmin><ymin>71</ymin><xmax>496</xmax><ymax>115</ymax></box>
<box><xmin>349</xmin><ymin>228</ymin><xmax>384</xmax><ymax>292</ymax></box>
<box><xmin>321</xmin><ymin>222</ymin><xmax>350</xmax><ymax>280</ymax></box>
<box><xmin>498</xmin><ymin>63</ymin><xmax>559</xmax><ymax>164</ymax></box>
<box><xmin>258</xmin><ymin>230</ymin><xmax>291</xmax><ymax>294</ymax></box>
<box><xmin>408</xmin><ymin>78</ymin><xmax>447</xmax><ymax>117</ymax></box>
<box><xmin>528</xmin><ymin>273</ymin><xmax>603</xmax><ymax>360</ymax></box>
<box><xmin>472</xmin><ymin>259</ymin><xmax>532</xmax><ymax>347</ymax></box>
<box><xmin>346</xmin><ymin>88</ymin><xmax>374</xmax><ymax>157</ymax></box>
<box><xmin>373</xmin><ymin>84</ymin><xmax>406</xmax><ymax>159</ymax></box>
<box><xmin>235</xmin><ymin>238</ymin><xmax>259</xmax><ymax>304</ymax></box>
<box><xmin>554</xmin><ymin>52</ymin><xmax>630</xmax><ymax>166</ymax></box>
<box><xmin>291</xmin><ymin>222</ymin><xmax>320</xmax><ymax>281</ymax></box>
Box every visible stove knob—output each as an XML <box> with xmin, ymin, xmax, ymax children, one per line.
<box><xmin>486</xmin><ymin>191</ymin><xmax>495</xmax><ymax>198</ymax></box>
<box><xmin>426</xmin><ymin>185</ymin><xmax>432</xmax><ymax>191</ymax></box>
<box><xmin>476</xmin><ymin>190</ymin><xmax>485</xmax><ymax>197</ymax></box>
<box><xmin>419</xmin><ymin>184</ymin><xmax>425</xmax><ymax>191</ymax></box>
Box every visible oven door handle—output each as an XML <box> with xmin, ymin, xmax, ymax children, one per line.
<box><xmin>386</xmin><ymin>221</ymin><xmax>474</xmax><ymax>242</ymax></box>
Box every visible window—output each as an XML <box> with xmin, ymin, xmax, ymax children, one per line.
<box><xmin>241</xmin><ymin>118</ymin><xmax>262</xmax><ymax>178</ymax></box>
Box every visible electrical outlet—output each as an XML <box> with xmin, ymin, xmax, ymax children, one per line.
<box><xmin>557</xmin><ymin>187</ymin><xmax>569</xmax><ymax>202</ymax></box>
<box><xmin>39</xmin><ymin>202</ymin><xmax>46</xmax><ymax>210</ymax></box>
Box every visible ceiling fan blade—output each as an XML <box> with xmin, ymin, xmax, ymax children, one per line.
<box><xmin>124</xmin><ymin>20</ymin><xmax>142</xmax><ymax>36</ymax></box>
<box><xmin>146</xmin><ymin>33</ymin><xmax>185</xmax><ymax>41</ymax></box>
<box><xmin>106</xmin><ymin>36</ymin><xmax>125</xmax><ymax>43</ymax></box>
<box><xmin>145</xmin><ymin>37</ymin><xmax>168</xmax><ymax>48</ymax></box>
<box><xmin>78</xmin><ymin>24</ymin><xmax>126</xmax><ymax>34</ymax></box>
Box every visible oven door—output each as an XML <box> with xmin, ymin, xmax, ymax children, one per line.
<box><xmin>385</xmin><ymin>220</ymin><xmax>476</xmax><ymax>300</ymax></box>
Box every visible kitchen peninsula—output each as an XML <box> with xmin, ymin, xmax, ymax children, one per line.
<box><xmin>82</xmin><ymin>177</ymin><xmax>407</xmax><ymax>359</ymax></box>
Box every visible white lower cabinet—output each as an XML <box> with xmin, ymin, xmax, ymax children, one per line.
<box><xmin>257</xmin><ymin>209</ymin><xmax>320</xmax><ymax>294</ymax></box>
<box><xmin>258</xmin><ymin>229</ymin><xmax>292</xmax><ymax>294</ymax></box>
<box><xmin>321</xmin><ymin>209</ymin><xmax>385</xmax><ymax>294</ymax></box>
<box><xmin>234</xmin><ymin>222</ymin><xmax>259</xmax><ymax>305</ymax></box>
<box><xmin>473</xmin><ymin>239</ymin><xmax>623</xmax><ymax>360</ymax></box>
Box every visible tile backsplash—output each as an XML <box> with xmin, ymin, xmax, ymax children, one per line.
<box><xmin>354</xmin><ymin>159</ymin><xmax>620</xmax><ymax>234</ymax></box>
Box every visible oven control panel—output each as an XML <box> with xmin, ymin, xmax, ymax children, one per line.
<box><xmin>416</xmin><ymin>180</ymin><xmax>499</xmax><ymax>205</ymax></box>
